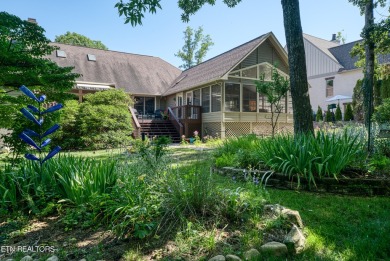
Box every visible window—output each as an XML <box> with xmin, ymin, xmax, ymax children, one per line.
<box><xmin>202</xmin><ymin>87</ymin><xmax>210</xmax><ymax>113</ymax></box>
<box><xmin>193</xmin><ymin>89</ymin><xmax>201</xmax><ymax>106</ymax></box>
<box><xmin>87</xmin><ymin>54</ymin><xmax>96</xmax><ymax>61</ymax></box>
<box><xmin>56</xmin><ymin>50</ymin><xmax>66</xmax><ymax>58</ymax></box>
<box><xmin>134</xmin><ymin>96</ymin><xmax>155</xmax><ymax>115</ymax></box>
<box><xmin>243</xmin><ymin>85</ymin><xmax>257</xmax><ymax>112</ymax></box>
<box><xmin>242</xmin><ymin>67</ymin><xmax>257</xmax><ymax>79</ymax></box>
<box><xmin>326</xmin><ymin>78</ymin><xmax>334</xmax><ymax>97</ymax></box>
<box><xmin>258</xmin><ymin>95</ymin><xmax>272</xmax><ymax>112</ymax></box>
<box><xmin>225</xmin><ymin>83</ymin><xmax>240</xmax><ymax>112</ymax></box>
<box><xmin>211</xmin><ymin>84</ymin><xmax>221</xmax><ymax>112</ymax></box>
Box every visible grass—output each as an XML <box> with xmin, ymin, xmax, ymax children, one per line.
<box><xmin>267</xmin><ymin>189</ymin><xmax>390</xmax><ymax>260</ymax></box>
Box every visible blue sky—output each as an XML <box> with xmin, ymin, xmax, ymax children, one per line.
<box><xmin>2</xmin><ymin>0</ymin><xmax>388</xmax><ymax>68</ymax></box>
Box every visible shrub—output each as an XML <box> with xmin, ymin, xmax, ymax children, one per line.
<box><xmin>316</xmin><ymin>106</ymin><xmax>323</xmax><ymax>122</ymax></box>
<box><xmin>325</xmin><ymin>110</ymin><xmax>333</xmax><ymax>122</ymax></box>
<box><xmin>373</xmin><ymin>98</ymin><xmax>390</xmax><ymax>124</ymax></box>
<box><xmin>335</xmin><ymin>104</ymin><xmax>342</xmax><ymax>121</ymax></box>
<box><xmin>344</xmin><ymin>104</ymin><xmax>354</xmax><ymax>121</ymax></box>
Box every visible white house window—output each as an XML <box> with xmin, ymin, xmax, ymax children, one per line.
<box><xmin>225</xmin><ymin>83</ymin><xmax>240</xmax><ymax>112</ymax></box>
<box><xmin>242</xmin><ymin>67</ymin><xmax>257</xmax><ymax>79</ymax></box>
<box><xmin>243</xmin><ymin>85</ymin><xmax>257</xmax><ymax>112</ymax></box>
<box><xmin>202</xmin><ymin>86</ymin><xmax>210</xmax><ymax>113</ymax></box>
<box><xmin>326</xmin><ymin>78</ymin><xmax>334</xmax><ymax>97</ymax></box>
<box><xmin>211</xmin><ymin>84</ymin><xmax>221</xmax><ymax>112</ymax></box>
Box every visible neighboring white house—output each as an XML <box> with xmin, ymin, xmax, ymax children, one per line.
<box><xmin>303</xmin><ymin>33</ymin><xmax>362</xmax><ymax>114</ymax></box>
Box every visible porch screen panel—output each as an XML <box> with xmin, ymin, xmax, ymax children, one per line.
<box><xmin>243</xmin><ymin>85</ymin><xmax>257</xmax><ymax>112</ymax></box>
<box><xmin>193</xmin><ymin>89</ymin><xmax>201</xmax><ymax>106</ymax></box>
<box><xmin>202</xmin><ymin>87</ymin><xmax>210</xmax><ymax>113</ymax></box>
<box><xmin>211</xmin><ymin>84</ymin><xmax>221</xmax><ymax>112</ymax></box>
<box><xmin>225</xmin><ymin>83</ymin><xmax>240</xmax><ymax>112</ymax></box>
<box><xmin>145</xmin><ymin>97</ymin><xmax>155</xmax><ymax>114</ymax></box>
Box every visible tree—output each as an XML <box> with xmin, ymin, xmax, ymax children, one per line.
<box><xmin>335</xmin><ymin>104</ymin><xmax>342</xmax><ymax>121</ymax></box>
<box><xmin>255</xmin><ymin>66</ymin><xmax>290</xmax><ymax>137</ymax></box>
<box><xmin>316</xmin><ymin>106</ymin><xmax>323</xmax><ymax>122</ymax></box>
<box><xmin>115</xmin><ymin>0</ymin><xmax>314</xmax><ymax>135</ymax></box>
<box><xmin>175</xmin><ymin>26</ymin><xmax>214</xmax><ymax>70</ymax></box>
<box><xmin>344</xmin><ymin>103</ymin><xmax>354</xmax><ymax>121</ymax></box>
<box><xmin>348</xmin><ymin>0</ymin><xmax>387</xmax><ymax>151</ymax></box>
<box><xmin>55</xmin><ymin>32</ymin><xmax>108</xmax><ymax>50</ymax></box>
<box><xmin>0</xmin><ymin>12</ymin><xmax>78</xmax><ymax>128</ymax></box>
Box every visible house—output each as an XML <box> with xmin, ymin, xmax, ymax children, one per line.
<box><xmin>303</xmin><ymin>33</ymin><xmax>362</xmax><ymax>114</ymax></box>
<box><xmin>49</xmin><ymin>32</ymin><xmax>293</xmax><ymax>139</ymax></box>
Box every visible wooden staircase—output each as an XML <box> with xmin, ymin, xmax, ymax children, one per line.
<box><xmin>139</xmin><ymin>119</ymin><xmax>181</xmax><ymax>143</ymax></box>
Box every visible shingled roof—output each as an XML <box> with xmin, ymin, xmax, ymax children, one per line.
<box><xmin>48</xmin><ymin>43</ymin><xmax>181</xmax><ymax>95</ymax></box>
<box><xmin>328</xmin><ymin>40</ymin><xmax>361</xmax><ymax>71</ymax></box>
<box><xmin>164</xmin><ymin>33</ymin><xmax>271</xmax><ymax>95</ymax></box>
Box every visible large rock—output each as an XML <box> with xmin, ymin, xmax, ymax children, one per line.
<box><xmin>226</xmin><ymin>254</ymin><xmax>242</xmax><ymax>261</ymax></box>
<box><xmin>281</xmin><ymin>208</ymin><xmax>304</xmax><ymax>228</ymax></box>
<box><xmin>284</xmin><ymin>224</ymin><xmax>306</xmax><ymax>254</ymax></box>
<box><xmin>209</xmin><ymin>255</ymin><xmax>226</xmax><ymax>261</ymax></box>
<box><xmin>243</xmin><ymin>248</ymin><xmax>260</xmax><ymax>260</ymax></box>
<box><xmin>260</xmin><ymin>241</ymin><xmax>288</xmax><ymax>257</ymax></box>
<box><xmin>264</xmin><ymin>204</ymin><xmax>285</xmax><ymax>215</ymax></box>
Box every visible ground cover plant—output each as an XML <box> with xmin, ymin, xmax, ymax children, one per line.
<box><xmin>1</xmin><ymin>146</ymin><xmax>390</xmax><ymax>260</ymax></box>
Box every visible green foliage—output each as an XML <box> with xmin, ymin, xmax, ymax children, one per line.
<box><xmin>53</xmin><ymin>99</ymin><xmax>82</xmax><ymax>150</ymax></box>
<box><xmin>316</xmin><ymin>106</ymin><xmax>323</xmax><ymax>122</ymax></box>
<box><xmin>255</xmin><ymin>66</ymin><xmax>290</xmax><ymax>137</ymax></box>
<box><xmin>56</xmin><ymin>89</ymin><xmax>133</xmax><ymax>150</ymax></box>
<box><xmin>55</xmin><ymin>156</ymin><xmax>117</xmax><ymax>205</ymax></box>
<box><xmin>352</xmin><ymin>79</ymin><xmax>364</xmax><ymax>121</ymax></box>
<box><xmin>345</xmin><ymin>103</ymin><xmax>354</xmax><ymax>121</ymax></box>
<box><xmin>373</xmin><ymin>98</ymin><xmax>390</xmax><ymax>123</ymax></box>
<box><xmin>0</xmin><ymin>12</ymin><xmax>78</xmax><ymax>129</ymax></box>
<box><xmin>325</xmin><ymin>110</ymin><xmax>333</xmax><ymax>122</ymax></box>
<box><xmin>256</xmin><ymin>131</ymin><xmax>364</xmax><ymax>187</ymax></box>
<box><xmin>213</xmin><ymin>135</ymin><xmax>261</xmax><ymax>169</ymax></box>
<box><xmin>380</xmin><ymin>77</ymin><xmax>390</xmax><ymax>100</ymax></box>
<box><xmin>175</xmin><ymin>26</ymin><xmax>214</xmax><ymax>69</ymax></box>
<box><xmin>335</xmin><ymin>104</ymin><xmax>342</xmax><ymax>121</ymax></box>
<box><xmin>374</xmin><ymin>138</ymin><xmax>390</xmax><ymax>157</ymax></box>
<box><xmin>368</xmin><ymin>154</ymin><xmax>390</xmax><ymax>174</ymax></box>
<box><xmin>55</xmin><ymin>31</ymin><xmax>108</xmax><ymax>50</ymax></box>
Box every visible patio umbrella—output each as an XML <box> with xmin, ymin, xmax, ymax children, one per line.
<box><xmin>325</xmin><ymin>95</ymin><xmax>352</xmax><ymax>102</ymax></box>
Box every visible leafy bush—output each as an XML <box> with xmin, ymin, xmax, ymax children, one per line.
<box><xmin>213</xmin><ymin>135</ymin><xmax>261</xmax><ymax>169</ymax></box>
<box><xmin>316</xmin><ymin>106</ymin><xmax>323</xmax><ymax>122</ymax></box>
<box><xmin>56</xmin><ymin>89</ymin><xmax>133</xmax><ymax>150</ymax></box>
<box><xmin>325</xmin><ymin>110</ymin><xmax>333</xmax><ymax>122</ymax></box>
<box><xmin>374</xmin><ymin>138</ymin><xmax>390</xmax><ymax>158</ymax></box>
<box><xmin>344</xmin><ymin>103</ymin><xmax>354</xmax><ymax>121</ymax></box>
<box><xmin>374</xmin><ymin>98</ymin><xmax>390</xmax><ymax>124</ymax></box>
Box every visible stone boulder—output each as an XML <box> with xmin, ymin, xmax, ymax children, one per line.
<box><xmin>226</xmin><ymin>254</ymin><xmax>242</xmax><ymax>261</ymax></box>
<box><xmin>260</xmin><ymin>241</ymin><xmax>288</xmax><ymax>257</ymax></box>
<box><xmin>243</xmin><ymin>248</ymin><xmax>260</xmax><ymax>260</ymax></box>
<box><xmin>284</xmin><ymin>224</ymin><xmax>306</xmax><ymax>254</ymax></box>
<box><xmin>209</xmin><ymin>255</ymin><xmax>226</xmax><ymax>261</ymax></box>
<box><xmin>281</xmin><ymin>208</ymin><xmax>304</xmax><ymax>228</ymax></box>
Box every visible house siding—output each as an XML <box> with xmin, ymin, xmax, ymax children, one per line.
<box><xmin>304</xmin><ymin>38</ymin><xmax>342</xmax><ymax>78</ymax></box>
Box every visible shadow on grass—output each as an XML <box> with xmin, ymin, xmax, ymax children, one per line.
<box><xmin>267</xmin><ymin>189</ymin><xmax>390</xmax><ymax>260</ymax></box>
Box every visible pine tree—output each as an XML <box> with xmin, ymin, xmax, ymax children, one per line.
<box><xmin>344</xmin><ymin>104</ymin><xmax>354</xmax><ymax>121</ymax></box>
<box><xmin>325</xmin><ymin>110</ymin><xmax>333</xmax><ymax>122</ymax></box>
<box><xmin>335</xmin><ymin>104</ymin><xmax>342</xmax><ymax>121</ymax></box>
<box><xmin>316</xmin><ymin>106</ymin><xmax>323</xmax><ymax>121</ymax></box>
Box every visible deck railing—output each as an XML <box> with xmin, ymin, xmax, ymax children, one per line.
<box><xmin>129</xmin><ymin>106</ymin><xmax>141</xmax><ymax>138</ymax></box>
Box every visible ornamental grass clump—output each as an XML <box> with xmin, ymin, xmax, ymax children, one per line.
<box><xmin>256</xmin><ymin>130</ymin><xmax>364</xmax><ymax>187</ymax></box>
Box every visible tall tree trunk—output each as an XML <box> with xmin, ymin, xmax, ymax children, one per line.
<box><xmin>363</xmin><ymin>0</ymin><xmax>374</xmax><ymax>152</ymax></box>
<box><xmin>281</xmin><ymin>0</ymin><xmax>314</xmax><ymax>135</ymax></box>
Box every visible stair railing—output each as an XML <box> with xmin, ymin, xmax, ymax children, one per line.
<box><xmin>129</xmin><ymin>106</ymin><xmax>141</xmax><ymax>138</ymax></box>
<box><xmin>167</xmin><ymin>107</ymin><xmax>184</xmax><ymax>136</ymax></box>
